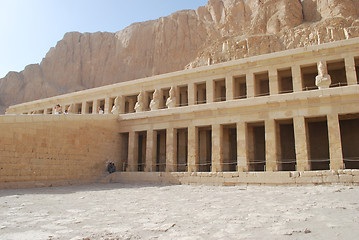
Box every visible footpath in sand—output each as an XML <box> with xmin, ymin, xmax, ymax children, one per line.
<box><xmin>0</xmin><ymin>184</ymin><xmax>358</xmax><ymax>240</ymax></box>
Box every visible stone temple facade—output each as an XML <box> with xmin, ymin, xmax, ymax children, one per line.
<box><xmin>2</xmin><ymin>38</ymin><xmax>359</xmax><ymax>186</ymax></box>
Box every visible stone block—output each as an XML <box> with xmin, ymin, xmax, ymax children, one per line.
<box><xmin>353</xmin><ymin>176</ymin><xmax>359</xmax><ymax>183</ymax></box>
<box><xmin>244</xmin><ymin>172</ymin><xmax>262</xmax><ymax>184</ymax></box>
<box><xmin>352</xmin><ymin>170</ymin><xmax>359</xmax><ymax>176</ymax></box>
<box><xmin>339</xmin><ymin>175</ymin><xmax>353</xmax><ymax>183</ymax></box>
<box><xmin>262</xmin><ymin>172</ymin><xmax>294</xmax><ymax>184</ymax></box>
<box><xmin>343</xmin><ymin>169</ymin><xmax>353</xmax><ymax>175</ymax></box>
<box><xmin>290</xmin><ymin>171</ymin><xmax>300</xmax><ymax>178</ymax></box>
<box><xmin>323</xmin><ymin>175</ymin><xmax>339</xmax><ymax>183</ymax></box>
<box><xmin>199</xmin><ymin>172</ymin><xmax>210</xmax><ymax>177</ymax></box>
<box><xmin>300</xmin><ymin>171</ymin><xmax>323</xmax><ymax>177</ymax></box>
<box><xmin>295</xmin><ymin>176</ymin><xmax>322</xmax><ymax>184</ymax></box>
<box><xmin>223</xmin><ymin>172</ymin><xmax>234</xmax><ymax>178</ymax></box>
<box><xmin>223</xmin><ymin>181</ymin><xmax>237</xmax><ymax>186</ymax></box>
<box><xmin>322</xmin><ymin>170</ymin><xmax>338</xmax><ymax>176</ymax></box>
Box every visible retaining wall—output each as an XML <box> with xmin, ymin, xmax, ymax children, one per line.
<box><xmin>102</xmin><ymin>170</ymin><xmax>359</xmax><ymax>186</ymax></box>
<box><xmin>0</xmin><ymin>114</ymin><xmax>120</xmax><ymax>188</ymax></box>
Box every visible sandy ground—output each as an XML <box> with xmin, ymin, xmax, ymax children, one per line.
<box><xmin>0</xmin><ymin>183</ymin><xmax>358</xmax><ymax>240</ymax></box>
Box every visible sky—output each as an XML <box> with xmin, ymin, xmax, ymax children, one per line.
<box><xmin>0</xmin><ymin>0</ymin><xmax>208</xmax><ymax>78</ymax></box>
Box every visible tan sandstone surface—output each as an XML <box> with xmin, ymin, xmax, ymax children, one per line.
<box><xmin>0</xmin><ymin>183</ymin><xmax>358</xmax><ymax>240</ymax></box>
<box><xmin>1</xmin><ymin>0</ymin><xmax>359</xmax><ymax>114</ymax></box>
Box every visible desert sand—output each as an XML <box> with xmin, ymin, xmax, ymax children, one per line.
<box><xmin>0</xmin><ymin>183</ymin><xmax>358</xmax><ymax>240</ymax></box>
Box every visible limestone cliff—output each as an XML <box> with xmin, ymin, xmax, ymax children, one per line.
<box><xmin>1</xmin><ymin>0</ymin><xmax>359</xmax><ymax>114</ymax></box>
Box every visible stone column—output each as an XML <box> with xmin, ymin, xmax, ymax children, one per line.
<box><xmin>327</xmin><ymin>114</ymin><xmax>344</xmax><ymax>170</ymax></box>
<box><xmin>246</xmin><ymin>72</ymin><xmax>255</xmax><ymax>98</ymax></box>
<box><xmin>166</xmin><ymin>128</ymin><xmax>177</xmax><ymax>172</ymax></box>
<box><xmin>292</xmin><ymin>65</ymin><xmax>303</xmax><ymax>92</ymax></box>
<box><xmin>128</xmin><ymin>98</ymin><xmax>135</xmax><ymax>113</ymax></box>
<box><xmin>188</xmin><ymin>83</ymin><xmax>195</xmax><ymax>106</ymax></box>
<box><xmin>145</xmin><ymin>129</ymin><xmax>156</xmax><ymax>172</ymax></box>
<box><xmin>212</xmin><ymin>124</ymin><xmax>223</xmax><ymax>172</ymax></box>
<box><xmin>177</xmin><ymin>130</ymin><xmax>187</xmax><ymax>170</ymax></box>
<box><xmin>81</xmin><ymin>102</ymin><xmax>86</xmax><ymax>114</ymax></box>
<box><xmin>179</xmin><ymin>87</ymin><xmax>188</xmax><ymax>106</ymax></box>
<box><xmin>225</xmin><ymin>74</ymin><xmax>234</xmax><ymax>101</ymax></box>
<box><xmin>159</xmin><ymin>89</ymin><xmax>165</xmax><ymax>109</ymax></box>
<box><xmin>206</xmin><ymin>79</ymin><xmax>214</xmax><ymax>103</ymax></box>
<box><xmin>237</xmin><ymin>122</ymin><xmax>249</xmax><ymax>172</ymax></box>
<box><xmin>265</xmin><ymin>119</ymin><xmax>279</xmax><ymax>171</ymax></box>
<box><xmin>269</xmin><ymin>68</ymin><xmax>279</xmax><ymax>95</ymax></box>
<box><xmin>293</xmin><ymin>116</ymin><xmax>310</xmax><ymax>171</ymax></box>
<box><xmin>127</xmin><ymin>131</ymin><xmax>138</xmax><ymax>172</ymax></box>
<box><xmin>188</xmin><ymin>126</ymin><xmax>198</xmax><ymax>172</ymax></box>
<box><xmin>119</xmin><ymin>96</ymin><xmax>126</xmax><ymax>114</ymax></box>
<box><xmin>104</xmin><ymin>97</ymin><xmax>110</xmax><ymax>114</ymax></box>
<box><xmin>92</xmin><ymin>100</ymin><xmax>98</xmax><ymax>114</ymax></box>
<box><xmin>199</xmin><ymin>130</ymin><xmax>208</xmax><ymax>169</ymax></box>
<box><xmin>345</xmin><ymin>56</ymin><xmax>358</xmax><ymax>86</ymax></box>
<box><xmin>174</xmin><ymin>86</ymin><xmax>180</xmax><ymax>107</ymax></box>
<box><xmin>144</xmin><ymin>92</ymin><xmax>150</xmax><ymax>111</ymax></box>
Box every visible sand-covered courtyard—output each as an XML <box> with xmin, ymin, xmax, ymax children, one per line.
<box><xmin>0</xmin><ymin>183</ymin><xmax>358</xmax><ymax>240</ymax></box>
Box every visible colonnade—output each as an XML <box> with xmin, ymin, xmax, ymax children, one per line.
<box><xmin>121</xmin><ymin>112</ymin><xmax>359</xmax><ymax>173</ymax></box>
<box><xmin>18</xmin><ymin>55</ymin><xmax>359</xmax><ymax>116</ymax></box>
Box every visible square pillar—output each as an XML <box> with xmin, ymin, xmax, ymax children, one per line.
<box><xmin>246</xmin><ymin>72</ymin><xmax>255</xmax><ymax>98</ymax></box>
<box><xmin>293</xmin><ymin>116</ymin><xmax>310</xmax><ymax>171</ymax></box>
<box><xmin>145</xmin><ymin>129</ymin><xmax>156</xmax><ymax>172</ymax></box>
<box><xmin>265</xmin><ymin>119</ymin><xmax>279</xmax><ymax>171</ymax></box>
<box><xmin>174</xmin><ymin>86</ymin><xmax>180</xmax><ymax>107</ymax></box>
<box><xmin>104</xmin><ymin>97</ymin><xmax>110</xmax><ymax>114</ymax></box>
<box><xmin>177</xmin><ymin>129</ymin><xmax>188</xmax><ymax>171</ymax></box>
<box><xmin>144</xmin><ymin>92</ymin><xmax>151</xmax><ymax>111</ymax></box>
<box><xmin>206</xmin><ymin>79</ymin><xmax>214</xmax><ymax>103</ymax></box>
<box><xmin>188</xmin><ymin>83</ymin><xmax>195</xmax><ymax>106</ymax></box>
<box><xmin>92</xmin><ymin>100</ymin><xmax>98</xmax><ymax>114</ymax></box>
<box><xmin>327</xmin><ymin>114</ymin><xmax>344</xmax><ymax>170</ymax></box>
<box><xmin>166</xmin><ymin>128</ymin><xmax>177</xmax><ymax>172</ymax></box>
<box><xmin>269</xmin><ymin>68</ymin><xmax>279</xmax><ymax>95</ymax></box>
<box><xmin>127</xmin><ymin>131</ymin><xmax>138</xmax><ymax>172</ymax></box>
<box><xmin>128</xmin><ymin>98</ymin><xmax>135</xmax><ymax>113</ymax></box>
<box><xmin>237</xmin><ymin>122</ymin><xmax>249</xmax><ymax>172</ymax></box>
<box><xmin>292</xmin><ymin>65</ymin><xmax>303</xmax><ymax>92</ymax></box>
<box><xmin>226</xmin><ymin>74</ymin><xmax>234</xmax><ymax>100</ymax></box>
<box><xmin>188</xmin><ymin>126</ymin><xmax>198</xmax><ymax>172</ymax></box>
<box><xmin>212</xmin><ymin>124</ymin><xmax>223</xmax><ymax>172</ymax></box>
<box><xmin>119</xmin><ymin>96</ymin><xmax>125</xmax><ymax>114</ymax></box>
<box><xmin>345</xmin><ymin>56</ymin><xmax>358</xmax><ymax>85</ymax></box>
<box><xmin>81</xmin><ymin>102</ymin><xmax>86</xmax><ymax>114</ymax></box>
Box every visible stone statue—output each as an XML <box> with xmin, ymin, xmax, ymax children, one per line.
<box><xmin>166</xmin><ymin>86</ymin><xmax>177</xmax><ymax>109</ymax></box>
<box><xmin>67</xmin><ymin>103</ymin><xmax>76</xmax><ymax>114</ymax></box>
<box><xmin>134</xmin><ymin>92</ymin><xmax>145</xmax><ymax>113</ymax></box>
<box><xmin>150</xmin><ymin>89</ymin><xmax>160</xmax><ymax>110</ymax></box>
<box><xmin>111</xmin><ymin>96</ymin><xmax>120</xmax><ymax>115</ymax></box>
<box><xmin>315</xmin><ymin>61</ymin><xmax>331</xmax><ymax>89</ymax></box>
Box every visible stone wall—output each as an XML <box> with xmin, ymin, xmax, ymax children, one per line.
<box><xmin>0</xmin><ymin>115</ymin><xmax>120</xmax><ymax>188</ymax></box>
<box><xmin>103</xmin><ymin>170</ymin><xmax>359</xmax><ymax>186</ymax></box>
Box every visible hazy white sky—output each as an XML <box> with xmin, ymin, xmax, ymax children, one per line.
<box><xmin>0</xmin><ymin>0</ymin><xmax>208</xmax><ymax>78</ymax></box>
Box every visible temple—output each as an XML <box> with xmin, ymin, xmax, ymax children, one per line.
<box><xmin>2</xmin><ymin>38</ymin><xmax>359</xmax><ymax>187</ymax></box>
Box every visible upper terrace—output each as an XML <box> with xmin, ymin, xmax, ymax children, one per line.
<box><xmin>5</xmin><ymin>37</ymin><xmax>359</xmax><ymax>116</ymax></box>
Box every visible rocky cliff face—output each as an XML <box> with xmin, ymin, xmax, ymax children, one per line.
<box><xmin>1</xmin><ymin>0</ymin><xmax>359</xmax><ymax>114</ymax></box>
